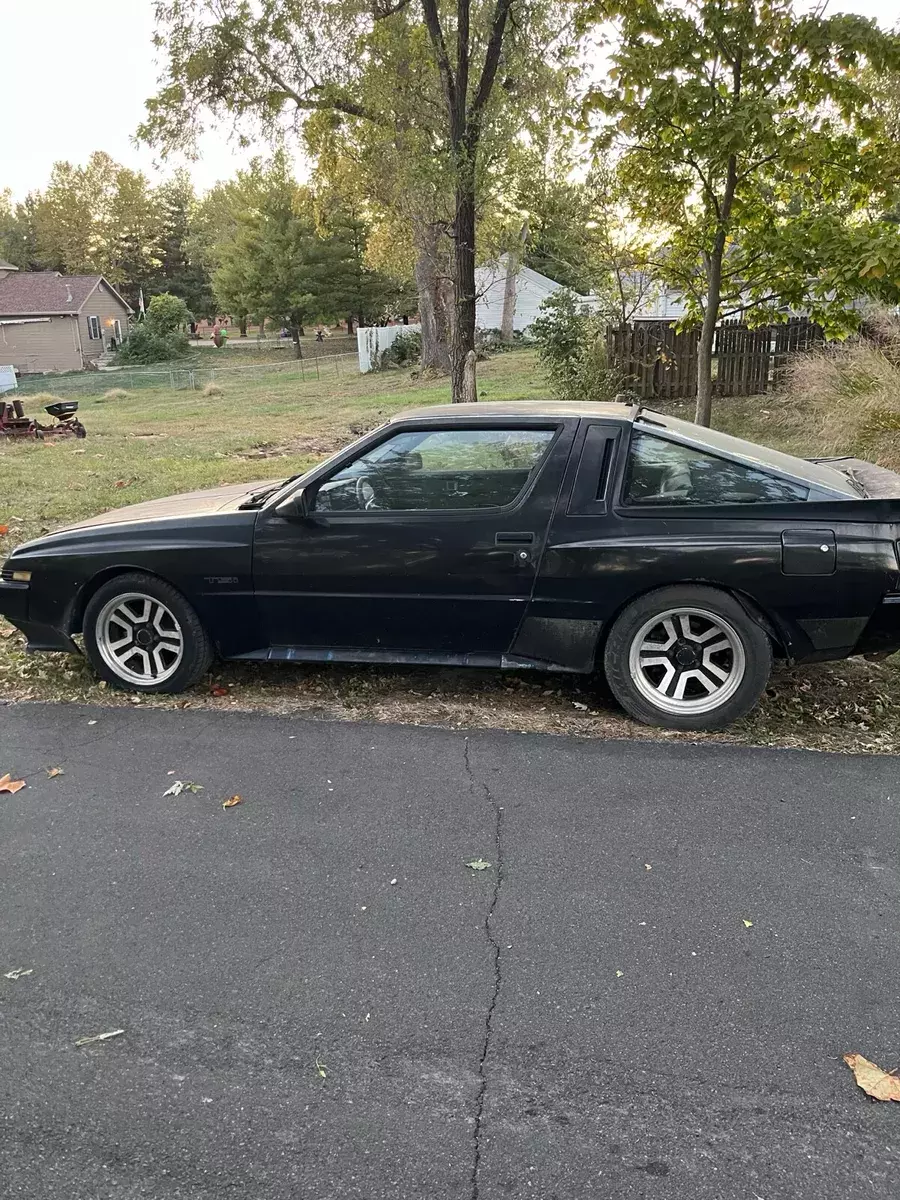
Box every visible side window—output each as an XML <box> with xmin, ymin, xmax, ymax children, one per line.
<box><xmin>87</xmin><ymin>315</ymin><xmax>101</xmax><ymax>340</ymax></box>
<box><xmin>314</xmin><ymin>427</ymin><xmax>557</xmax><ymax>512</ymax></box>
<box><xmin>624</xmin><ymin>432</ymin><xmax>810</xmax><ymax>505</ymax></box>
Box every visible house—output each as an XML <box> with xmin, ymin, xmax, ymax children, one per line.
<box><xmin>475</xmin><ymin>258</ymin><xmax>593</xmax><ymax>332</ymax></box>
<box><xmin>0</xmin><ymin>264</ymin><xmax>132</xmax><ymax>374</ymax></box>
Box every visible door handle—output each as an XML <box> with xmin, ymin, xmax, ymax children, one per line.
<box><xmin>495</xmin><ymin>532</ymin><xmax>536</xmax><ymax>546</ymax></box>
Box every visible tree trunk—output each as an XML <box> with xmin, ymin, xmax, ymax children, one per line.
<box><xmin>695</xmin><ymin>242</ymin><xmax>726</xmax><ymax>427</ymax></box>
<box><xmin>450</xmin><ymin>185</ymin><xmax>477</xmax><ymax>402</ymax></box>
<box><xmin>500</xmin><ymin>218</ymin><xmax>528</xmax><ymax>343</ymax></box>
<box><xmin>290</xmin><ymin>321</ymin><xmax>303</xmax><ymax>360</ymax></box>
<box><xmin>239</xmin><ymin>314</ymin><xmax>248</xmax><ymax>338</ymax></box>
<box><xmin>414</xmin><ymin>222</ymin><xmax>451</xmax><ymax>372</ymax></box>
<box><xmin>346</xmin><ymin>314</ymin><xmax>355</xmax><ymax>337</ymax></box>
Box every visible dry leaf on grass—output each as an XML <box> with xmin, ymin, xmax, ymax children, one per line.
<box><xmin>210</xmin><ymin>685</ymin><xmax>229</xmax><ymax>697</ymax></box>
<box><xmin>0</xmin><ymin>774</ymin><xmax>26</xmax><ymax>795</ymax></box>
<box><xmin>0</xmin><ymin>525</ymin><xmax>8</xmax><ymax>536</ymax></box>
<box><xmin>4</xmin><ymin>967</ymin><xmax>33</xmax><ymax>980</ymax></box>
<box><xmin>75</xmin><ymin>1028</ymin><xmax>125</xmax><ymax>1047</ymax></box>
<box><xmin>844</xmin><ymin>1053</ymin><xmax>900</xmax><ymax>1102</ymax></box>
<box><xmin>46</xmin><ymin>767</ymin><xmax>64</xmax><ymax>779</ymax></box>
<box><xmin>222</xmin><ymin>794</ymin><xmax>242</xmax><ymax>809</ymax></box>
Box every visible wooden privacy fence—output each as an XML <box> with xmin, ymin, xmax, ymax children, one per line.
<box><xmin>606</xmin><ymin>317</ymin><xmax>824</xmax><ymax>399</ymax></box>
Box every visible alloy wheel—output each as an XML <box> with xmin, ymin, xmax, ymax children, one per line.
<box><xmin>627</xmin><ymin>606</ymin><xmax>746</xmax><ymax>715</ymax></box>
<box><xmin>95</xmin><ymin>592</ymin><xmax>185</xmax><ymax>686</ymax></box>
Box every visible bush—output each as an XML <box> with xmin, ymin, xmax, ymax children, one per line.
<box><xmin>202</xmin><ymin>381</ymin><xmax>223</xmax><ymax>397</ymax></box>
<box><xmin>530</xmin><ymin>289</ymin><xmax>621</xmax><ymax>402</ymax></box>
<box><xmin>102</xmin><ymin>388</ymin><xmax>129</xmax><ymax>400</ymax></box>
<box><xmin>114</xmin><ymin>292</ymin><xmax>192</xmax><ymax>365</ymax></box>
<box><xmin>379</xmin><ymin>330</ymin><xmax>422</xmax><ymax>368</ymax></box>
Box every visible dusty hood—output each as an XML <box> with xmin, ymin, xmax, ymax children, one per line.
<box><xmin>53</xmin><ymin>479</ymin><xmax>279</xmax><ymax>533</ymax></box>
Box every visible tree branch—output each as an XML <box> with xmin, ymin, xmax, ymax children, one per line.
<box><xmin>421</xmin><ymin>0</ymin><xmax>457</xmax><ymax>121</ymax></box>
<box><xmin>468</xmin><ymin>0</ymin><xmax>513</xmax><ymax>123</ymax></box>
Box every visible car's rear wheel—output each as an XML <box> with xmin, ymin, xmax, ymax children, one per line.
<box><xmin>83</xmin><ymin>573</ymin><xmax>213</xmax><ymax>693</ymax></box>
<box><xmin>602</xmin><ymin>585</ymin><xmax>772</xmax><ymax>731</ymax></box>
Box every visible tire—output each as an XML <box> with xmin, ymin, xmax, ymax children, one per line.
<box><xmin>602</xmin><ymin>585</ymin><xmax>772</xmax><ymax>731</ymax></box>
<box><xmin>83</xmin><ymin>572</ymin><xmax>213</xmax><ymax>694</ymax></box>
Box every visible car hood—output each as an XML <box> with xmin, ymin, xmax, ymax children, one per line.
<box><xmin>48</xmin><ymin>479</ymin><xmax>279</xmax><ymax>535</ymax></box>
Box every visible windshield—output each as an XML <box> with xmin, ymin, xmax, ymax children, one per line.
<box><xmin>637</xmin><ymin>410</ymin><xmax>858</xmax><ymax>498</ymax></box>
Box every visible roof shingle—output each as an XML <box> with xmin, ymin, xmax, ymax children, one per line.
<box><xmin>0</xmin><ymin>272</ymin><xmax>131</xmax><ymax>316</ymax></box>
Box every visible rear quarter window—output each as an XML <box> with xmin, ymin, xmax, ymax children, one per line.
<box><xmin>624</xmin><ymin>432</ymin><xmax>810</xmax><ymax>505</ymax></box>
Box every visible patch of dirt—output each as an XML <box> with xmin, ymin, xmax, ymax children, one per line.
<box><xmin>236</xmin><ymin>434</ymin><xmax>345</xmax><ymax>460</ymax></box>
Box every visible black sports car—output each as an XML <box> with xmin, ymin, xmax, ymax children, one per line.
<box><xmin>3</xmin><ymin>400</ymin><xmax>900</xmax><ymax>730</ymax></box>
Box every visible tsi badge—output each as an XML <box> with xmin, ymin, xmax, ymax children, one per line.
<box><xmin>204</xmin><ymin>576</ymin><xmax>239</xmax><ymax>586</ymax></box>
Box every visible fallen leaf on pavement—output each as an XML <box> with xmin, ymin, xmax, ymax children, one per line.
<box><xmin>0</xmin><ymin>774</ymin><xmax>26</xmax><ymax>794</ymax></box>
<box><xmin>616</xmin><ymin>970</ymin><xmax>624</xmax><ymax>978</ymax></box>
<box><xmin>87</xmin><ymin>720</ymin><xmax>97</xmax><ymax>726</ymax></box>
<box><xmin>743</xmin><ymin>919</ymin><xmax>754</xmax><ymax>928</ymax></box>
<box><xmin>4</xmin><ymin>968</ymin><xmax>33</xmax><ymax>980</ymax></box>
<box><xmin>222</xmin><ymin>794</ymin><xmax>242</xmax><ymax>809</ymax></box>
<box><xmin>163</xmin><ymin>780</ymin><xmax>203</xmax><ymax>796</ymax></box>
<box><xmin>46</xmin><ymin>767</ymin><xmax>64</xmax><ymax>779</ymax></box>
<box><xmin>644</xmin><ymin>863</ymin><xmax>652</xmax><ymax>871</ymax></box>
<box><xmin>75</xmin><ymin>1028</ymin><xmax>125</xmax><ymax>1047</ymax></box>
<box><xmin>844</xmin><ymin>1053</ymin><xmax>900</xmax><ymax>1101</ymax></box>
<box><xmin>572</xmin><ymin>701</ymin><xmax>588</xmax><ymax>711</ymax></box>
<box><xmin>466</xmin><ymin>859</ymin><xmax>491</xmax><ymax>871</ymax></box>
<box><xmin>315</xmin><ymin>1055</ymin><xmax>327</xmax><ymax>1079</ymax></box>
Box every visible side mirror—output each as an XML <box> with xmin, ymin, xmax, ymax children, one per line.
<box><xmin>275</xmin><ymin>487</ymin><xmax>311</xmax><ymax>520</ymax></box>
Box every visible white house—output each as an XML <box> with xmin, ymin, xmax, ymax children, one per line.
<box><xmin>475</xmin><ymin>258</ymin><xmax>592</xmax><ymax>332</ymax></box>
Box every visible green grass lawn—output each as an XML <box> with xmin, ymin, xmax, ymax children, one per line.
<box><xmin>3</xmin><ymin>350</ymin><xmax>900</xmax><ymax>754</ymax></box>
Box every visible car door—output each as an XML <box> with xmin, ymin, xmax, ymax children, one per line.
<box><xmin>252</xmin><ymin>420</ymin><xmax>576</xmax><ymax>657</ymax></box>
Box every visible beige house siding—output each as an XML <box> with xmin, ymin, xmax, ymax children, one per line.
<box><xmin>80</xmin><ymin>281</ymin><xmax>131</xmax><ymax>363</ymax></box>
<box><xmin>0</xmin><ymin>315</ymin><xmax>82</xmax><ymax>374</ymax></box>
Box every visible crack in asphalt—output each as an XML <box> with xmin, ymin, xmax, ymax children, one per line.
<box><xmin>463</xmin><ymin>735</ymin><xmax>504</xmax><ymax>1200</ymax></box>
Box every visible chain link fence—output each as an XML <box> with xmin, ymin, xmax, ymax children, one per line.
<box><xmin>13</xmin><ymin>351</ymin><xmax>360</xmax><ymax>399</ymax></box>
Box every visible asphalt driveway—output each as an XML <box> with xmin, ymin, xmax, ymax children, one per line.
<box><xmin>1</xmin><ymin>703</ymin><xmax>898</xmax><ymax>1198</ymax></box>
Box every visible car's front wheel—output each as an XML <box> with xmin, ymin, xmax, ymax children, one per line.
<box><xmin>83</xmin><ymin>573</ymin><xmax>213</xmax><ymax>693</ymax></box>
<box><xmin>603</xmin><ymin>585</ymin><xmax>772</xmax><ymax>731</ymax></box>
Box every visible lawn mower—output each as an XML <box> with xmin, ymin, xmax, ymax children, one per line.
<box><xmin>0</xmin><ymin>397</ymin><xmax>86</xmax><ymax>440</ymax></box>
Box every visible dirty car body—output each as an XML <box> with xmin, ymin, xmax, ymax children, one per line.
<box><xmin>3</xmin><ymin>401</ymin><xmax>900</xmax><ymax>729</ymax></box>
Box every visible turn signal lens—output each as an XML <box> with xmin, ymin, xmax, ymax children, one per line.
<box><xmin>11</xmin><ymin>570</ymin><xmax>31</xmax><ymax>583</ymax></box>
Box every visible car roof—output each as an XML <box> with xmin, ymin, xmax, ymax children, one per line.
<box><xmin>391</xmin><ymin>400</ymin><xmax>638</xmax><ymax>422</ymax></box>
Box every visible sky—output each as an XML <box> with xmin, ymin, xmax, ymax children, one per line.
<box><xmin>1</xmin><ymin>0</ymin><xmax>898</xmax><ymax>202</ymax></box>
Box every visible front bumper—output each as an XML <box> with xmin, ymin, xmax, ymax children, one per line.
<box><xmin>0</xmin><ymin>579</ymin><xmax>78</xmax><ymax>652</ymax></box>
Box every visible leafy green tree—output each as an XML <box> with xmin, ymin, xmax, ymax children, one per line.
<box><xmin>151</xmin><ymin>172</ymin><xmax>214</xmax><ymax>318</ymax></box>
<box><xmin>212</xmin><ymin>158</ymin><xmax>323</xmax><ymax>356</ymax></box>
<box><xmin>140</xmin><ymin>0</ymin><xmax>577</xmax><ymax>401</ymax></box>
<box><xmin>582</xmin><ymin>0</ymin><xmax>900</xmax><ymax>425</ymax></box>
<box><xmin>116</xmin><ymin>292</ymin><xmax>191</xmax><ymax>363</ymax></box>
<box><xmin>0</xmin><ymin>191</ymin><xmax>41</xmax><ymax>269</ymax></box>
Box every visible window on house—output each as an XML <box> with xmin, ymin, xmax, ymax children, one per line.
<box><xmin>113</xmin><ymin>319</ymin><xmax>122</xmax><ymax>342</ymax></box>
<box><xmin>87</xmin><ymin>315</ymin><xmax>101</xmax><ymax>340</ymax></box>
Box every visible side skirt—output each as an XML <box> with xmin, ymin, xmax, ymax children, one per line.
<box><xmin>229</xmin><ymin>645</ymin><xmax>586</xmax><ymax>672</ymax></box>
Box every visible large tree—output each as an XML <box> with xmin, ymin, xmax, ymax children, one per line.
<box><xmin>582</xmin><ymin>0</ymin><xmax>900</xmax><ymax>425</ymax></box>
<box><xmin>140</xmin><ymin>0</ymin><xmax>575</xmax><ymax>401</ymax></box>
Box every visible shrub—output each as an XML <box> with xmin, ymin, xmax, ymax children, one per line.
<box><xmin>202</xmin><ymin>381</ymin><xmax>223</xmax><ymax>397</ymax></box>
<box><xmin>102</xmin><ymin>388</ymin><xmax>129</xmax><ymax>401</ymax></box>
<box><xmin>530</xmin><ymin>289</ymin><xmax>621</xmax><ymax>402</ymax></box>
<box><xmin>379</xmin><ymin>330</ymin><xmax>422</xmax><ymax>369</ymax></box>
<box><xmin>115</xmin><ymin>292</ymin><xmax>192</xmax><ymax>365</ymax></box>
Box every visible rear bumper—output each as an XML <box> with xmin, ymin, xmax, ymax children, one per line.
<box><xmin>854</xmin><ymin>594</ymin><xmax>900</xmax><ymax>658</ymax></box>
<box><xmin>0</xmin><ymin>579</ymin><xmax>78</xmax><ymax>652</ymax></box>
